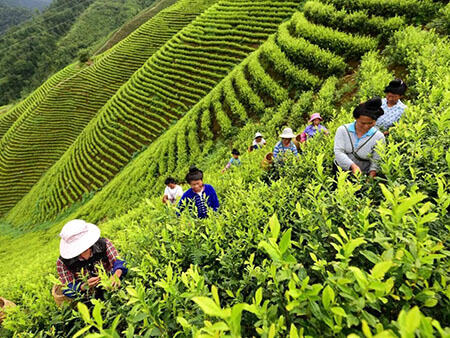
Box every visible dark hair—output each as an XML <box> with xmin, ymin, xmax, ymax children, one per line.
<box><xmin>384</xmin><ymin>79</ymin><xmax>407</xmax><ymax>95</ymax></box>
<box><xmin>165</xmin><ymin>177</ymin><xmax>176</xmax><ymax>185</ymax></box>
<box><xmin>185</xmin><ymin>165</ymin><xmax>203</xmax><ymax>183</ymax></box>
<box><xmin>231</xmin><ymin>148</ymin><xmax>240</xmax><ymax>156</ymax></box>
<box><xmin>353</xmin><ymin>97</ymin><xmax>384</xmax><ymax>121</ymax></box>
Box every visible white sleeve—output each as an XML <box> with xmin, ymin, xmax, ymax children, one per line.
<box><xmin>334</xmin><ymin>126</ymin><xmax>354</xmax><ymax>170</ymax></box>
<box><xmin>164</xmin><ymin>186</ymin><xmax>170</xmax><ymax>196</ymax></box>
<box><xmin>176</xmin><ymin>186</ymin><xmax>184</xmax><ymax>198</ymax></box>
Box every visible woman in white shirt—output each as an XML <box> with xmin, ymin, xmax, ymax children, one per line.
<box><xmin>162</xmin><ymin>177</ymin><xmax>183</xmax><ymax>204</ymax></box>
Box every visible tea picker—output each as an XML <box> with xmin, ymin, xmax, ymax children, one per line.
<box><xmin>299</xmin><ymin>113</ymin><xmax>329</xmax><ymax>143</ymax></box>
<box><xmin>248</xmin><ymin>132</ymin><xmax>266</xmax><ymax>152</ymax></box>
<box><xmin>178</xmin><ymin>166</ymin><xmax>219</xmax><ymax>219</ymax></box>
<box><xmin>376</xmin><ymin>79</ymin><xmax>407</xmax><ymax>136</ymax></box>
<box><xmin>334</xmin><ymin>97</ymin><xmax>385</xmax><ymax>178</ymax></box>
<box><xmin>54</xmin><ymin>220</ymin><xmax>128</xmax><ymax>303</ymax></box>
<box><xmin>273</xmin><ymin>127</ymin><xmax>299</xmax><ymax>161</ymax></box>
<box><xmin>221</xmin><ymin>148</ymin><xmax>241</xmax><ymax>173</ymax></box>
<box><xmin>162</xmin><ymin>177</ymin><xmax>183</xmax><ymax>204</ymax></box>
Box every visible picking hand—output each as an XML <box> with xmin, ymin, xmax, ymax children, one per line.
<box><xmin>350</xmin><ymin>164</ymin><xmax>361</xmax><ymax>175</ymax></box>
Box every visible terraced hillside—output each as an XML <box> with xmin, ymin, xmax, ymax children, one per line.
<box><xmin>4</xmin><ymin>0</ymin><xmax>303</xmax><ymax>227</ymax></box>
<box><xmin>0</xmin><ymin>8</ymin><xmax>448</xmax><ymax>335</ymax></box>
<box><xmin>0</xmin><ymin>0</ymin><xmax>218</xmax><ymax>218</ymax></box>
<box><xmin>52</xmin><ymin>0</ymin><xmax>421</xmax><ymax>222</ymax></box>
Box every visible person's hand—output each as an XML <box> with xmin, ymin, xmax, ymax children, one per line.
<box><xmin>110</xmin><ymin>270</ymin><xmax>122</xmax><ymax>289</ymax></box>
<box><xmin>383</xmin><ymin>130</ymin><xmax>389</xmax><ymax>136</ymax></box>
<box><xmin>369</xmin><ymin>170</ymin><xmax>377</xmax><ymax>178</ymax></box>
<box><xmin>350</xmin><ymin>163</ymin><xmax>361</xmax><ymax>175</ymax></box>
<box><xmin>81</xmin><ymin>276</ymin><xmax>100</xmax><ymax>290</ymax></box>
<box><xmin>221</xmin><ymin>168</ymin><xmax>226</xmax><ymax>174</ymax></box>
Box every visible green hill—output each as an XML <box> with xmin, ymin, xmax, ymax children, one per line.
<box><xmin>0</xmin><ymin>2</ymin><xmax>33</xmax><ymax>36</ymax></box>
<box><xmin>2</xmin><ymin>0</ymin><xmax>302</xmax><ymax>226</ymax></box>
<box><xmin>2</xmin><ymin>0</ymin><xmax>50</xmax><ymax>10</ymax></box>
<box><xmin>0</xmin><ymin>0</ymin><xmax>218</xmax><ymax>220</ymax></box>
<box><xmin>0</xmin><ymin>0</ymin><xmax>448</xmax><ymax>336</ymax></box>
<box><xmin>0</xmin><ymin>0</ymin><xmax>158</xmax><ymax>105</ymax></box>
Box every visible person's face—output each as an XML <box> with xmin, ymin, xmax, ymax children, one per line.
<box><xmin>232</xmin><ymin>154</ymin><xmax>239</xmax><ymax>159</ymax></box>
<box><xmin>255</xmin><ymin>136</ymin><xmax>262</xmax><ymax>143</ymax></box>
<box><xmin>190</xmin><ymin>179</ymin><xmax>203</xmax><ymax>193</ymax></box>
<box><xmin>282</xmin><ymin>138</ymin><xmax>291</xmax><ymax>146</ymax></box>
<box><xmin>167</xmin><ymin>183</ymin><xmax>176</xmax><ymax>189</ymax></box>
<box><xmin>79</xmin><ymin>248</ymin><xmax>92</xmax><ymax>261</ymax></box>
<box><xmin>312</xmin><ymin>118</ymin><xmax>321</xmax><ymax>126</ymax></box>
<box><xmin>386</xmin><ymin>92</ymin><xmax>400</xmax><ymax>105</ymax></box>
<box><xmin>356</xmin><ymin>115</ymin><xmax>376</xmax><ymax>133</ymax></box>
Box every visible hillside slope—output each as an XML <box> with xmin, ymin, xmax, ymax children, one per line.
<box><xmin>0</xmin><ymin>0</ymin><xmax>217</xmax><ymax>218</ymax></box>
<box><xmin>0</xmin><ymin>0</ymin><xmax>158</xmax><ymax>105</ymax></box>
<box><xmin>4</xmin><ymin>0</ymin><xmax>302</xmax><ymax>227</ymax></box>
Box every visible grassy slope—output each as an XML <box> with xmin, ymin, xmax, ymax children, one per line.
<box><xmin>94</xmin><ymin>0</ymin><xmax>179</xmax><ymax>55</ymax></box>
<box><xmin>0</xmin><ymin>0</ymin><xmax>216</xmax><ymax>218</ymax></box>
<box><xmin>4</xmin><ymin>0</ymin><xmax>301</xmax><ymax>228</ymax></box>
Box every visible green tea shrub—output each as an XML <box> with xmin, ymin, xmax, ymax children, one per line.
<box><xmin>303</xmin><ymin>1</ymin><xmax>405</xmax><ymax>38</ymax></box>
<box><xmin>321</xmin><ymin>0</ymin><xmax>441</xmax><ymax>23</ymax></box>
<box><xmin>291</xmin><ymin>12</ymin><xmax>378</xmax><ymax>59</ymax></box>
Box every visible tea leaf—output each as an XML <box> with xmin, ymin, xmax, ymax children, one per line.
<box><xmin>371</xmin><ymin>261</ymin><xmax>393</xmax><ymax>279</ymax></box>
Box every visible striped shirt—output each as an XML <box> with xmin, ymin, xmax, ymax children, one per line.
<box><xmin>273</xmin><ymin>141</ymin><xmax>298</xmax><ymax>160</ymax></box>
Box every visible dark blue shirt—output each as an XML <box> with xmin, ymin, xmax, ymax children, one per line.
<box><xmin>177</xmin><ymin>184</ymin><xmax>219</xmax><ymax>218</ymax></box>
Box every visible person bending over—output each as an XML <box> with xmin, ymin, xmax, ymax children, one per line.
<box><xmin>56</xmin><ymin>220</ymin><xmax>127</xmax><ymax>299</ymax></box>
<box><xmin>334</xmin><ymin>97</ymin><xmax>385</xmax><ymax>178</ymax></box>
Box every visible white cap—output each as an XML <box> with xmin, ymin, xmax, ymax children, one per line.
<box><xmin>254</xmin><ymin>132</ymin><xmax>263</xmax><ymax>139</ymax></box>
<box><xmin>279</xmin><ymin>128</ymin><xmax>295</xmax><ymax>139</ymax></box>
<box><xmin>59</xmin><ymin>220</ymin><xmax>101</xmax><ymax>259</ymax></box>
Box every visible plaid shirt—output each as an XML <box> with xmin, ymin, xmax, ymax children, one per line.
<box><xmin>376</xmin><ymin>98</ymin><xmax>406</xmax><ymax>130</ymax></box>
<box><xmin>56</xmin><ymin>238</ymin><xmax>126</xmax><ymax>297</ymax></box>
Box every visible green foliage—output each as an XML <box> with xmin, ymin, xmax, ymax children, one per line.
<box><xmin>291</xmin><ymin>12</ymin><xmax>378</xmax><ymax>60</ymax></box>
<box><xmin>0</xmin><ymin>0</ymin><xmax>158</xmax><ymax>105</ymax></box>
<box><xmin>0</xmin><ymin>2</ymin><xmax>33</xmax><ymax>36</ymax></box>
<box><xmin>355</xmin><ymin>51</ymin><xmax>392</xmax><ymax>102</ymax></box>
<box><xmin>2</xmin><ymin>0</ymin><xmax>301</xmax><ymax>226</ymax></box>
<box><xmin>303</xmin><ymin>1</ymin><xmax>405</xmax><ymax>38</ymax></box>
<box><xmin>321</xmin><ymin>0</ymin><xmax>442</xmax><ymax>24</ymax></box>
<box><xmin>426</xmin><ymin>3</ymin><xmax>450</xmax><ymax>35</ymax></box>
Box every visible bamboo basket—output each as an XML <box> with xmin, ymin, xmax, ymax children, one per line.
<box><xmin>261</xmin><ymin>152</ymin><xmax>274</xmax><ymax>170</ymax></box>
<box><xmin>293</xmin><ymin>133</ymin><xmax>302</xmax><ymax>151</ymax></box>
<box><xmin>0</xmin><ymin>297</ymin><xmax>16</xmax><ymax>324</ymax></box>
<box><xmin>52</xmin><ymin>285</ymin><xmax>72</xmax><ymax>307</ymax></box>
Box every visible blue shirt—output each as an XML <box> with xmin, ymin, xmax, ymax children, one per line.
<box><xmin>273</xmin><ymin>141</ymin><xmax>298</xmax><ymax>159</ymax></box>
<box><xmin>376</xmin><ymin>98</ymin><xmax>406</xmax><ymax>130</ymax></box>
<box><xmin>347</xmin><ymin>121</ymin><xmax>377</xmax><ymax>147</ymax></box>
<box><xmin>177</xmin><ymin>184</ymin><xmax>220</xmax><ymax>219</ymax></box>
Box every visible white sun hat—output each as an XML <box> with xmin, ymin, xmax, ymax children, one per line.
<box><xmin>59</xmin><ymin>219</ymin><xmax>101</xmax><ymax>259</ymax></box>
<box><xmin>254</xmin><ymin>132</ymin><xmax>263</xmax><ymax>139</ymax></box>
<box><xmin>279</xmin><ymin>127</ymin><xmax>295</xmax><ymax>139</ymax></box>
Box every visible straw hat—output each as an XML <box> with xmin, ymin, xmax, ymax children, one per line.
<box><xmin>309</xmin><ymin>113</ymin><xmax>323</xmax><ymax>122</ymax></box>
<box><xmin>279</xmin><ymin>127</ymin><xmax>295</xmax><ymax>139</ymax></box>
<box><xmin>59</xmin><ymin>220</ymin><xmax>101</xmax><ymax>259</ymax></box>
<box><xmin>254</xmin><ymin>132</ymin><xmax>263</xmax><ymax>139</ymax></box>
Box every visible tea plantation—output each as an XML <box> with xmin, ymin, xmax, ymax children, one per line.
<box><xmin>0</xmin><ymin>0</ymin><xmax>448</xmax><ymax>336</ymax></box>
